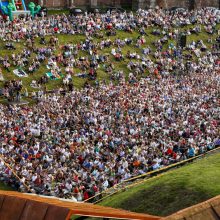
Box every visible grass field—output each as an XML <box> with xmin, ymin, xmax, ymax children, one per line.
<box><xmin>0</xmin><ymin>21</ymin><xmax>219</xmax><ymax>94</ymax></box>
<box><xmin>0</xmin><ymin>14</ymin><xmax>219</xmax><ymax>217</ymax></box>
<box><xmin>100</xmin><ymin>153</ymin><xmax>220</xmax><ymax>217</ymax></box>
<box><xmin>47</xmin><ymin>9</ymin><xmax>69</xmax><ymax>16</ymax></box>
<box><xmin>0</xmin><ymin>182</ymin><xmax>13</xmax><ymax>191</ymax></box>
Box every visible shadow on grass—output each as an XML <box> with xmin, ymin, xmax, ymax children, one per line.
<box><xmin>118</xmin><ymin>182</ymin><xmax>211</xmax><ymax>217</ymax></box>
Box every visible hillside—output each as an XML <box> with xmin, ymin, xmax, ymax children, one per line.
<box><xmin>0</xmin><ymin>182</ymin><xmax>12</xmax><ymax>191</ymax></box>
<box><xmin>0</xmin><ymin>22</ymin><xmax>219</xmax><ymax>93</ymax></box>
<box><xmin>100</xmin><ymin>153</ymin><xmax>220</xmax><ymax>217</ymax></box>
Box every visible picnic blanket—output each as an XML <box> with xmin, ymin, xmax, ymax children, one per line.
<box><xmin>76</xmin><ymin>73</ymin><xmax>87</xmax><ymax>78</ymax></box>
<box><xmin>0</xmin><ymin>74</ymin><xmax>4</xmax><ymax>81</ymax></box>
<box><xmin>13</xmin><ymin>69</ymin><xmax>28</xmax><ymax>77</ymax></box>
<box><xmin>30</xmin><ymin>81</ymin><xmax>41</xmax><ymax>89</ymax></box>
<box><xmin>46</xmin><ymin>72</ymin><xmax>64</xmax><ymax>80</ymax></box>
<box><xmin>194</xmin><ymin>49</ymin><xmax>201</xmax><ymax>58</ymax></box>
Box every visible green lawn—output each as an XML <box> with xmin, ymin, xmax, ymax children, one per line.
<box><xmin>100</xmin><ymin>153</ymin><xmax>220</xmax><ymax>217</ymax></box>
<box><xmin>0</xmin><ymin>182</ymin><xmax>13</xmax><ymax>191</ymax></box>
<box><xmin>47</xmin><ymin>9</ymin><xmax>69</xmax><ymax>16</ymax></box>
<box><xmin>0</xmin><ymin>23</ymin><xmax>219</xmax><ymax>95</ymax></box>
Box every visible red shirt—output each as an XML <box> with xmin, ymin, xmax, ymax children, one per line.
<box><xmin>83</xmin><ymin>191</ymin><xmax>89</xmax><ymax>200</ymax></box>
<box><xmin>166</xmin><ymin>148</ymin><xmax>173</xmax><ymax>155</ymax></box>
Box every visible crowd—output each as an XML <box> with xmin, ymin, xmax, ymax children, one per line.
<box><xmin>0</xmin><ymin>70</ymin><xmax>219</xmax><ymax>200</ymax></box>
<box><xmin>0</xmin><ymin>7</ymin><xmax>219</xmax><ymax>201</ymax></box>
<box><xmin>0</xmin><ymin>7</ymin><xmax>219</xmax><ymax>40</ymax></box>
<box><xmin>0</xmin><ymin>8</ymin><xmax>219</xmax><ymax>87</ymax></box>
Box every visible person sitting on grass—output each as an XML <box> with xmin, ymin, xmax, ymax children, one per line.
<box><xmin>188</xmin><ymin>146</ymin><xmax>195</xmax><ymax>158</ymax></box>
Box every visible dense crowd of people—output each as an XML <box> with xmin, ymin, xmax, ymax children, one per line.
<box><xmin>0</xmin><ymin>7</ymin><xmax>219</xmax><ymax>90</ymax></box>
<box><xmin>0</xmin><ymin>7</ymin><xmax>219</xmax><ymax>201</ymax></box>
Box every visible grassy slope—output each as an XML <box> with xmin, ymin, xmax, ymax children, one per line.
<box><xmin>0</xmin><ymin>182</ymin><xmax>13</xmax><ymax>191</ymax></box>
<box><xmin>47</xmin><ymin>9</ymin><xmax>69</xmax><ymax>16</ymax></box>
<box><xmin>100</xmin><ymin>153</ymin><xmax>220</xmax><ymax>217</ymax></box>
<box><xmin>0</xmin><ymin>21</ymin><xmax>219</xmax><ymax>93</ymax></box>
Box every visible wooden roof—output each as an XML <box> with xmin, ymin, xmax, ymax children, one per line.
<box><xmin>2</xmin><ymin>190</ymin><xmax>220</xmax><ymax>220</ymax></box>
<box><xmin>164</xmin><ymin>195</ymin><xmax>220</xmax><ymax>220</ymax></box>
<box><xmin>0</xmin><ymin>190</ymin><xmax>160</xmax><ymax>220</ymax></box>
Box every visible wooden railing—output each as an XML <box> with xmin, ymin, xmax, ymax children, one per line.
<box><xmin>0</xmin><ymin>143</ymin><xmax>219</xmax><ymax>204</ymax></box>
<box><xmin>0</xmin><ymin>190</ymin><xmax>161</xmax><ymax>220</ymax></box>
<box><xmin>0</xmin><ymin>155</ymin><xmax>30</xmax><ymax>191</ymax></box>
<box><xmin>84</xmin><ymin>145</ymin><xmax>220</xmax><ymax>204</ymax></box>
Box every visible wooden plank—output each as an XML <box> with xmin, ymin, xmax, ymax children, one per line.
<box><xmin>0</xmin><ymin>191</ymin><xmax>160</xmax><ymax>220</ymax></box>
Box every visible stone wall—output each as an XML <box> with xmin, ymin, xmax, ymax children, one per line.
<box><xmin>157</xmin><ymin>0</ymin><xmax>189</xmax><ymax>9</ymax></box>
<box><xmin>72</xmin><ymin>0</ymin><xmax>86</xmax><ymax>7</ymax></box>
<box><xmin>157</xmin><ymin>0</ymin><xmax>219</xmax><ymax>9</ymax></box>
<box><xmin>51</xmin><ymin>0</ymin><xmax>64</xmax><ymax>7</ymax></box>
<box><xmin>121</xmin><ymin>0</ymin><xmax>133</xmax><ymax>8</ymax></box>
<box><xmin>37</xmin><ymin>0</ymin><xmax>67</xmax><ymax>8</ymax></box>
<box><xmin>195</xmin><ymin>0</ymin><xmax>219</xmax><ymax>8</ymax></box>
<box><xmin>134</xmin><ymin>0</ymin><xmax>220</xmax><ymax>10</ymax></box>
<box><xmin>35</xmin><ymin>0</ymin><xmax>219</xmax><ymax>9</ymax></box>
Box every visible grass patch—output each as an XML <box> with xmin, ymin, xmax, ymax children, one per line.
<box><xmin>0</xmin><ymin>182</ymin><xmax>13</xmax><ymax>191</ymax></box>
<box><xmin>47</xmin><ymin>9</ymin><xmax>69</xmax><ymax>16</ymax></box>
<box><xmin>100</xmin><ymin>153</ymin><xmax>220</xmax><ymax>217</ymax></box>
<box><xmin>0</xmin><ymin>23</ymin><xmax>219</xmax><ymax>94</ymax></box>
